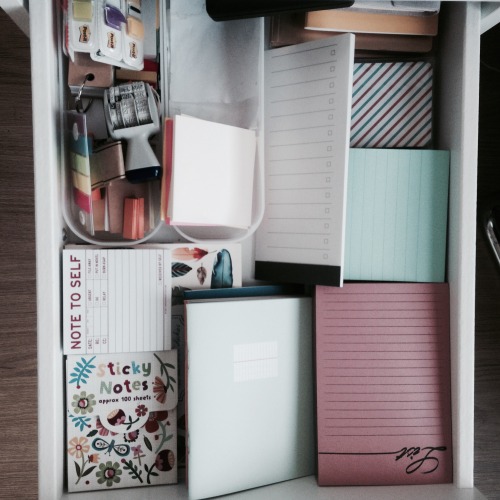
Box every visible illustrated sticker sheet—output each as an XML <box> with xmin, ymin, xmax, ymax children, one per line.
<box><xmin>167</xmin><ymin>243</ymin><xmax>242</xmax><ymax>474</ymax></box>
<box><xmin>65</xmin><ymin>351</ymin><xmax>178</xmax><ymax>492</ymax></box>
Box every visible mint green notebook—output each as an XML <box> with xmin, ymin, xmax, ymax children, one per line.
<box><xmin>345</xmin><ymin>149</ymin><xmax>450</xmax><ymax>282</ymax></box>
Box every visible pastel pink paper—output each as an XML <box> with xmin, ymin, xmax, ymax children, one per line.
<box><xmin>316</xmin><ymin>283</ymin><xmax>452</xmax><ymax>486</ymax></box>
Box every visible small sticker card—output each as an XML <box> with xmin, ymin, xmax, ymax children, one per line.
<box><xmin>65</xmin><ymin>350</ymin><xmax>178</xmax><ymax>492</ymax></box>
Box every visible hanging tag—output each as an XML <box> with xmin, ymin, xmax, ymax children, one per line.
<box><xmin>68</xmin><ymin>52</ymin><xmax>114</xmax><ymax>97</ymax></box>
<box><xmin>66</xmin><ymin>111</ymin><xmax>95</xmax><ymax>236</ymax></box>
<box><xmin>74</xmin><ymin>75</ymin><xmax>95</xmax><ymax>114</ymax></box>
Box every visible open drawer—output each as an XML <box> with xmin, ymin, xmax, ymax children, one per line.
<box><xmin>30</xmin><ymin>1</ymin><xmax>486</xmax><ymax>498</ymax></box>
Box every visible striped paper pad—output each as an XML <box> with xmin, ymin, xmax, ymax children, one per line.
<box><xmin>350</xmin><ymin>61</ymin><xmax>433</xmax><ymax>148</ymax></box>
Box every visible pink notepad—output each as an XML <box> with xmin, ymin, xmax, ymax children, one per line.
<box><xmin>315</xmin><ymin>283</ymin><xmax>452</xmax><ymax>486</ymax></box>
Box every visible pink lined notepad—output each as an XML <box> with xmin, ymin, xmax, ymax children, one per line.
<box><xmin>315</xmin><ymin>283</ymin><xmax>452</xmax><ymax>486</ymax></box>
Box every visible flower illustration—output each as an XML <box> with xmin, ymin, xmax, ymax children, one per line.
<box><xmin>107</xmin><ymin>409</ymin><xmax>126</xmax><ymax>427</ymax></box>
<box><xmin>144</xmin><ymin>411</ymin><xmax>169</xmax><ymax>433</ymax></box>
<box><xmin>71</xmin><ymin>391</ymin><xmax>96</xmax><ymax>415</ymax></box>
<box><xmin>96</xmin><ymin>461</ymin><xmax>122</xmax><ymax>487</ymax></box>
<box><xmin>96</xmin><ymin>417</ymin><xmax>118</xmax><ymax>437</ymax></box>
<box><xmin>143</xmin><ymin>412</ymin><xmax>173</xmax><ymax>454</ymax></box>
<box><xmin>141</xmin><ymin>448</ymin><xmax>176</xmax><ymax>484</ymax></box>
<box><xmin>69</xmin><ymin>413</ymin><xmax>92</xmax><ymax>432</ymax></box>
<box><xmin>153</xmin><ymin>376</ymin><xmax>168</xmax><ymax>403</ymax></box>
<box><xmin>135</xmin><ymin>404</ymin><xmax>148</xmax><ymax>417</ymax></box>
<box><xmin>121</xmin><ymin>457</ymin><xmax>144</xmax><ymax>483</ymax></box>
<box><xmin>131</xmin><ymin>444</ymin><xmax>146</xmax><ymax>465</ymax></box>
<box><xmin>124</xmin><ymin>430</ymin><xmax>139</xmax><ymax>443</ymax></box>
<box><xmin>153</xmin><ymin>355</ymin><xmax>176</xmax><ymax>399</ymax></box>
<box><xmin>68</xmin><ymin>437</ymin><xmax>90</xmax><ymax>459</ymax></box>
<box><xmin>155</xmin><ymin>449</ymin><xmax>175</xmax><ymax>472</ymax></box>
<box><xmin>71</xmin><ymin>445</ymin><xmax>98</xmax><ymax>485</ymax></box>
<box><xmin>68</xmin><ymin>356</ymin><xmax>96</xmax><ymax>388</ymax></box>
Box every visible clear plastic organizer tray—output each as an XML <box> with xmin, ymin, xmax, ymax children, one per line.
<box><xmin>61</xmin><ymin>2</ymin><xmax>266</xmax><ymax>247</ymax></box>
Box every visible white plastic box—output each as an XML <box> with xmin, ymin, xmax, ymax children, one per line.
<box><xmin>30</xmin><ymin>1</ymin><xmax>491</xmax><ymax>499</ymax></box>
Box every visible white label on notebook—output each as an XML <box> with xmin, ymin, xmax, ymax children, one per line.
<box><xmin>233</xmin><ymin>341</ymin><xmax>278</xmax><ymax>382</ymax></box>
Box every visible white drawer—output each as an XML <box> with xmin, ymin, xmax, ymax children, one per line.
<box><xmin>30</xmin><ymin>2</ymin><xmax>487</xmax><ymax>499</ymax></box>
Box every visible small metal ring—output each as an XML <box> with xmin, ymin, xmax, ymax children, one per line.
<box><xmin>75</xmin><ymin>74</ymin><xmax>94</xmax><ymax>114</ymax></box>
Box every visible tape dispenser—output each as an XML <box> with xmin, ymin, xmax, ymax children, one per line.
<box><xmin>104</xmin><ymin>81</ymin><xmax>161</xmax><ymax>183</ymax></box>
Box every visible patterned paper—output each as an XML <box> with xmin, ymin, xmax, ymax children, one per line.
<box><xmin>169</xmin><ymin>243</ymin><xmax>243</xmax><ymax>474</ymax></box>
<box><xmin>66</xmin><ymin>351</ymin><xmax>178</xmax><ymax>492</ymax></box>
<box><xmin>350</xmin><ymin>61</ymin><xmax>433</xmax><ymax>148</ymax></box>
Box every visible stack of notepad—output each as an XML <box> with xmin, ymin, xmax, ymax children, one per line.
<box><xmin>344</xmin><ymin>148</ymin><xmax>449</xmax><ymax>282</ymax></box>
<box><xmin>254</xmin><ymin>11</ymin><xmax>452</xmax><ymax>494</ymax></box>
<box><xmin>270</xmin><ymin>2</ymin><xmax>440</xmax><ymax>53</ymax></box>
<box><xmin>184</xmin><ymin>292</ymin><xmax>315</xmax><ymax>499</ymax></box>
<box><xmin>350</xmin><ymin>60</ymin><xmax>434</xmax><ymax>148</ymax></box>
<box><xmin>315</xmin><ymin>283</ymin><xmax>453</xmax><ymax>486</ymax></box>
<box><xmin>253</xmin><ymin>32</ymin><xmax>448</xmax><ymax>286</ymax></box>
<box><xmin>62</xmin><ymin>243</ymin><xmax>243</xmax><ymax>494</ymax></box>
<box><xmin>65</xmin><ymin>351</ymin><xmax>180</xmax><ymax>492</ymax></box>
<box><xmin>161</xmin><ymin>115</ymin><xmax>257</xmax><ymax>229</ymax></box>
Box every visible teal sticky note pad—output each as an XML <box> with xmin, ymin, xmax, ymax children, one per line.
<box><xmin>344</xmin><ymin>149</ymin><xmax>450</xmax><ymax>283</ymax></box>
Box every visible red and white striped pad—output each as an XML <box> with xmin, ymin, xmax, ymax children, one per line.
<box><xmin>350</xmin><ymin>61</ymin><xmax>433</xmax><ymax>148</ymax></box>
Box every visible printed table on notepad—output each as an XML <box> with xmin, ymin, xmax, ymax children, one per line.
<box><xmin>84</xmin><ymin>249</ymin><xmax>108</xmax><ymax>353</ymax></box>
<box><xmin>63</xmin><ymin>248</ymin><xmax>169</xmax><ymax>355</ymax></box>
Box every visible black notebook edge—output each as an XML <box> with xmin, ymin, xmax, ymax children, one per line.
<box><xmin>255</xmin><ymin>260</ymin><xmax>342</xmax><ymax>287</ymax></box>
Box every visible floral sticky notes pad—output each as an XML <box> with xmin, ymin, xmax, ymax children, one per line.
<box><xmin>66</xmin><ymin>351</ymin><xmax>178</xmax><ymax>492</ymax></box>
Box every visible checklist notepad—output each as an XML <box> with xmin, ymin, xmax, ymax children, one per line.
<box><xmin>316</xmin><ymin>283</ymin><xmax>453</xmax><ymax>486</ymax></box>
<box><xmin>255</xmin><ymin>34</ymin><xmax>355</xmax><ymax>287</ymax></box>
<box><xmin>345</xmin><ymin>148</ymin><xmax>449</xmax><ymax>282</ymax></box>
